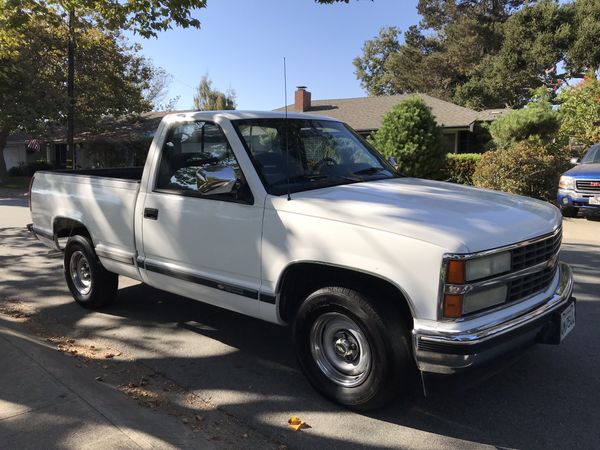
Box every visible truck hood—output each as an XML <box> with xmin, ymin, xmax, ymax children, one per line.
<box><xmin>563</xmin><ymin>163</ymin><xmax>600</xmax><ymax>178</ymax></box>
<box><xmin>268</xmin><ymin>178</ymin><xmax>561</xmax><ymax>253</ymax></box>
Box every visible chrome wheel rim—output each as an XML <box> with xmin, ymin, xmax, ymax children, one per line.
<box><xmin>310</xmin><ymin>312</ymin><xmax>372</xmax><ymax>387</ymax></box>
<box><xmin>69</xmin><ymin>251</ymin><xmax>92</xmax><ymax>295</ymax></box>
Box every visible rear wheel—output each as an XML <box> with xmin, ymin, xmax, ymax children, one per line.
<box><xmin>64</xmin><ymin>235</ymin><xmax>118</xmax><ymax>309</ymax></box>
<box><xmin>560</xmin><ymin>206</ymin><xmax>579</xmax><ymax>218</ymax></box>
<box><xmin>292</xmin><ymin>286</ymin><xmax>413</xmax><ymax>410</ymax></box>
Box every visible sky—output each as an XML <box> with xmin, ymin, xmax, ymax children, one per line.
<box><xmin>128</xmin><ymin>0</ymin><xmax>421</xmax><ymax>111</ymax></box>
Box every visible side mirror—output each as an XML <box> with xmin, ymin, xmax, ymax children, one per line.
<box><xmin>388</xmin><ymin>156</ymin><xmax>398</xmax><ymax>167</ymax></box>
<box><xmin>196</xmin><ymin>165</ymin><xmax>238</xmax><ymax>195</ymax></box>
<box><xmin>570</xmin><ymin>157</ymin><xmax>580</xmax><ymax>165</ymax></box>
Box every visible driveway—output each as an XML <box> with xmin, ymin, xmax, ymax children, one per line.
<box><xmin>1</xmin><ymin>198</ymin><xmax>598</xmax><ymax>449</ymax></box>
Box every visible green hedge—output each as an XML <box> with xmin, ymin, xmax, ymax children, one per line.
<box><xmin>441</xmin><ymin>153</ymin><xmax>482</xmax><ymax>185</ymax></box>
<box><xmin>472</xmin><ymin>140</ymin><xmax>569</xmax><ymax>201</ymax></box>
<box><xmin>8</xmin><ymin>160</ymin><xmax>54</xmax><ymax>177</ymax></box>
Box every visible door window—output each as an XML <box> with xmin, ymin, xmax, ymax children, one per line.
<box><xmin>155</xmin><ymin>121</ymin><xmax>251</xmax><ymax>202</ymax></box>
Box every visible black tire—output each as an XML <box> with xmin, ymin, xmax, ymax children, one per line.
<box><xmin>292</xmin><ymin>286</ymin><xmax>413</xmax><ymax>411</ymax></box>
<box><xmin>560</xmin><ymin>206</ymin><xmax>579</xmax><ymax>218</ymax></box>
<box><xmin>64</xmin><ymin>235</ymin><xmax>118</xmax><ymax>309</ymax></box>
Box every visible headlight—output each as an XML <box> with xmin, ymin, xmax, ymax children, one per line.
<box><xmin>443</xmin><ymin>252</ymin><xmax>512</xmax><ymax>318</ymax></box>
<box><xmin>462</xmin><ymin>284</ymin><xmax>507</xmax><ymax>314</ymax></box>
<box><xmin>465</xmin><ymin>251</ymin><xmax>511</xmax><ymax>281</ymax></box>
<box><xmin>559</xmin><ymin>176</ymin><xmax>575</xmax><ymax>190</ymax></box>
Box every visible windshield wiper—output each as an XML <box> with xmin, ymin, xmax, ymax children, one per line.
<box><xmin>353</xmin><ymin>166</ymin><xmax>386</xmax><ymax>175</ymax></box>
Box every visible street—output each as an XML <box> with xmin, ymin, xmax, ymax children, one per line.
<box><xmin>1</xmin><ymin>192</ymin><xmax>599</xmax><ymax>449</ymax></box>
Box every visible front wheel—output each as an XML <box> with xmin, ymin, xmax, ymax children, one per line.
<box><xmin>292</xmin><ymin>286</ymin><xmax>413</xmax><ymax>410</ymax></box>
<box><xmin>64</xmin><ymin>235</ymin><xmax>118</xmax><ymax>309</ymax></box>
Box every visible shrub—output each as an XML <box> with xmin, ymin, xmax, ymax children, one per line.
<box><xmin>441</xmin><ymin>153</ymin><xmax>482</xmax><ymax>185</ymax></box>
<box><xmin>368</xmin><ymin>96</ymin><xmax>445</xmax><ymax>179</ymax></box>
<box><xmin>8</xmin><ymin>160</ymin><xmax>54</xmax><ymax>177</ymax></box>
<box><xmin>472</xmin><ymin>140</ymin><xmax>569</xmax><ymax>201</ymax></box>
<box><xmin>489</xmin><ymin>98</ymin><xmax>560</xmax><ymax>149</ymax></box>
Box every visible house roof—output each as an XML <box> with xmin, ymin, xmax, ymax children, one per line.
<box><xmin>274</xmin><ymin>93</ymin><xmax>482</xmax><ymax>131</ymax></box>
<box><xmin>477</xmin><ymin>108</ymin><xmax>513</xmax><ymax>122</ymax></box>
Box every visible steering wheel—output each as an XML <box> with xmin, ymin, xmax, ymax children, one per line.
<box><xmin>315</xmin><ymin>157</ymin><xmax>337</xmax><ymax>172</ymax></box>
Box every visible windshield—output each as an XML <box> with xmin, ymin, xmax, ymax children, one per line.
<box><xmin>580</xmin><ymin>144</ymin><xmax>600</xmax><ymax>164</ymax></box>
<box><xmin>232</xmin><ymin>119</ymin><xmax>398</xmax><ymax>195</ymax></box>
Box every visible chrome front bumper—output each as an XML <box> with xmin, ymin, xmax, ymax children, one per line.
<box><xmin>413</xmin><ymin>262</ymin><xmax>575</xmax><ymax>374</ymax></box>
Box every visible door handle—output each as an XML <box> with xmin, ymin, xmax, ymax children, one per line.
<box><xmin>144</xmin><ymin>208</ymin><xmax>158</xmax><ymax>220</ymax></box>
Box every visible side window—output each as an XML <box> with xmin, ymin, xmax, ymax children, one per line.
<box><xmin>156</xmin><ymin>121</ymin><xmax>251</xmax><ymax>202</ymax></box>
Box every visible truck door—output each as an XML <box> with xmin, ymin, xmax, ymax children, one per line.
<box><xmin>139</xmin><ymin>120</ymin><xmax>263</xmax><ymax>316</ymax></box>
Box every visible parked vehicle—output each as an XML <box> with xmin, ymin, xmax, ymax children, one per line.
<box><xmin>558</xmin><ymin>143</ymin><xmax>600</xmax><ymax>217</ymax></box>
<box><xmin>28</xmin><ymin>111</ymin><xmax>575</xmax><ymax>410</ymax></box>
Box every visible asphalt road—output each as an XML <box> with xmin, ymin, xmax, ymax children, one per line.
<box><xmin>1</xmin><ymin>196</ymin><xmax>599</xmax><ymax>449</ymax></box>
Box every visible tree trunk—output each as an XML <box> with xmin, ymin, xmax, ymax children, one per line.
<box><xmin>0</xmin><ymin>129</ymin><xmax>9</xmax><ymax>184</ymax></box>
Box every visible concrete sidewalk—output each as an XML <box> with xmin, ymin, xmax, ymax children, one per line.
<box><xmin>0</xmin><ymin>317</ymin><xmax>215</xmax><ymax>450</ymax></box>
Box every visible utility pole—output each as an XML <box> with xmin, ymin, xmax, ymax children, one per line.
<box><xmin>67</xmin><ymin>8</ymin><xmax>75</xmax><ymax>169</ymax></box>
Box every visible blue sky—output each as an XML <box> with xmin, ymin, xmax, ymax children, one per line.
<box><xmin>129</xmin><ymin>0</ymin><xmax>420</xmax><ymax>111</ymax></box>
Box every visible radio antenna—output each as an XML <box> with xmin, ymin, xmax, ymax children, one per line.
<box><xmin>283</xmin><ymin>57</ymin><xmax>291</xmax><ymax>201</ymax></box>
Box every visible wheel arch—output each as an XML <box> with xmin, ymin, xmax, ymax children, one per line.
<box><xmin>276</xmin><ymin>261</ymin><xmax>416</xmax><ymax>328</ymax></box>
<box><xmin>53</xmin><ymin>216</ymin><xmax>93</xmax><ymax>245</ymax></box>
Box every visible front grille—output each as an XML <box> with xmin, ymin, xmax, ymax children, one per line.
<box><xmin>576</xmin><ymin>180</ymin><xmax>600</xmax><ymax>192</ymax></box>
<box><xmin>511</xmin><ymin>230</ymin><xmax>562</xmax><ymax>272</ymax></box>
<box><xmin>508</xmin><ymin>265</ymin><xmax>557</xmax><ymax>303</ymax></box>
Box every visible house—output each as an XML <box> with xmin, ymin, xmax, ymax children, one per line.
<box><xmin>2</xmin><ymin>111</ymin><xmax>172</xmax><ymax>171</ymax></box>
<box><xmin>275</xmin><ymin>87</ymin><xmax>501</xmax><ymax>154</ymax></box>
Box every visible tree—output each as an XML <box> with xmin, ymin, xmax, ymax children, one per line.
<box><xmin>193</xmin><ymin>75</ymin><xmax>236</xmax><ymax>111</ymax></box>
<box><xmin>368</xmin><ymin>96</ymin><xmax>444</xmax><ymax>179</ymax></box>
<box><xmin>0</xmin><ymin>3</ymin><xmax>158</xmax><ymax>182</ymax></box>
<box><xmin>559</xmin><ymin>74</ymin><xmax>600</xmax><ymax>147</ymax></box>
<box><xmin>354</xmin><ymin>0</ymin><xmax>600</xmax><ymax>109</ymax></box>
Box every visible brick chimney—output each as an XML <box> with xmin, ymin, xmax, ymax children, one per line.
<box><xmin>294</xmin><ymin>86</ymin><xmax>311</xmax><ymax>112</ymax></box>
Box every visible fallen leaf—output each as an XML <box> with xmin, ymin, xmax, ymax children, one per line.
<box><xmin>288</xmin><ymin>416</ymin><xmax>307</xmax><ymax>431</ymax></box>
<box><xmin>195</xmin><ymin>415</ymin><xmax>204</xmax><ymax>423</ymax></box>
<box><xmin>95</xmin><ymin>376</ymin><xmax>104</xmax><ymax>382</ymax></box>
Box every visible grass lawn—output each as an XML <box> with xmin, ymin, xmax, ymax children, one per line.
<box><xmin>0</xmin><ymin>176</ymin><xmax>31</xmax><ymax>190</ymax></box>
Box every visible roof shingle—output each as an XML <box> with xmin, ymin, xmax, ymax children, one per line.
<box><xmin>275</xmin><ymin>93</ymin><xmax>481</xmax><ymax>130</ymax></box>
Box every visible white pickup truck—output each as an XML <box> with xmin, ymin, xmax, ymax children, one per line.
<box><xmin>29</xmin><ymin>111</ymin><xmax>575</xmax><ymax>410</ymax></box>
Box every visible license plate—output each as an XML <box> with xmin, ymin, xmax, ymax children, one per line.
<box><xmin>589</xmin><ymin>197</ymin><xmax>600</xmax><ymax>205</ymax></box>
<box><xmin>560</xmin><ymin>302</ymin><xmax>576</xmax><ymax>341</ymax></box>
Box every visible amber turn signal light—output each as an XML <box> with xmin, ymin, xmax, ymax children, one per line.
<box><xmin>447</xmin><ymin>260</ymin><xmax>466</xmax><ymax>284</ymax></box>
<box><xmin>443</xmin><ymin>294</ymin><xmax>463</xmax><ymax>318</ymax></box>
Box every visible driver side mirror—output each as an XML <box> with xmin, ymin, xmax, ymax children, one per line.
<box><xmin>570</xmin><ymin>157</ymin><xmax>580</xmax><ymax>165</ymax></box>
<box><xmin>388</xmin><ymin>156</ymin><xmax>398</xmax><ymax>167</ymax></box>
<box><xmin>196</xmin><ymin>165</ymin><xmax>238</xmax><ymax>195</ymax></box>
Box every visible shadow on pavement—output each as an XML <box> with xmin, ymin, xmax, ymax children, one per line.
<box><xmin>1</xmin><ymin>227</ymin><xmax>599</xmax><ymax>449</ymax></box>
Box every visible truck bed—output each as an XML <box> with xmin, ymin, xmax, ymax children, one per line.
<box><xmin>30</xmin><ymin>168</ymin><xmax>143</xmax><ymax>280</ymax></box>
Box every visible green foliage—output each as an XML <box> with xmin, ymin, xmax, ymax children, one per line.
<box><xmin>472</xmin><ymin>140</ymin><xmax>569</xmax><ymax>201</ymax></box>
<box><xmin>441</xmin><ymin>153</ymin><xmax>482</xmax><ymax>185</ymax></box>
<box><xmin>8</xmin><ymin>160</ymin><xmax>54</xmax><ymax>177</ymax></box>
<box><xmin>0</xmin><ymin>2</ymin><xmax>167</xmax><ymax>181</ymax></box>
<box><xmin>354</xmin><ymin>0</ymin><xmax>600</xmax><ymax>109</ymax></box>
<box><xmin>193</xmin><ymin>75</ymin><xmax>236</xmax><ymax>111</ymax></box>
<box><xmin>368</xmin><ymin>96</ymin><xmax>445</xmax><ymax>179</ymax></box>
<box><xmin>489</xmin><ymin>94</ymin><xmax>560</xmax><ymax>148</ymax></box>
<box><xmin>5</xmin><ymin>0</ymin><xmax>205</xmax><ymax>39</ymax></box>
<box><xmin>558</xmin><ymin>74</ymin><xmax>600</xmax><ymax>147</ymax></box>
<box><xmin>86</xmin><ymin>139</ymin><xmax>152</xmax><ymax>168</ymax></box>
